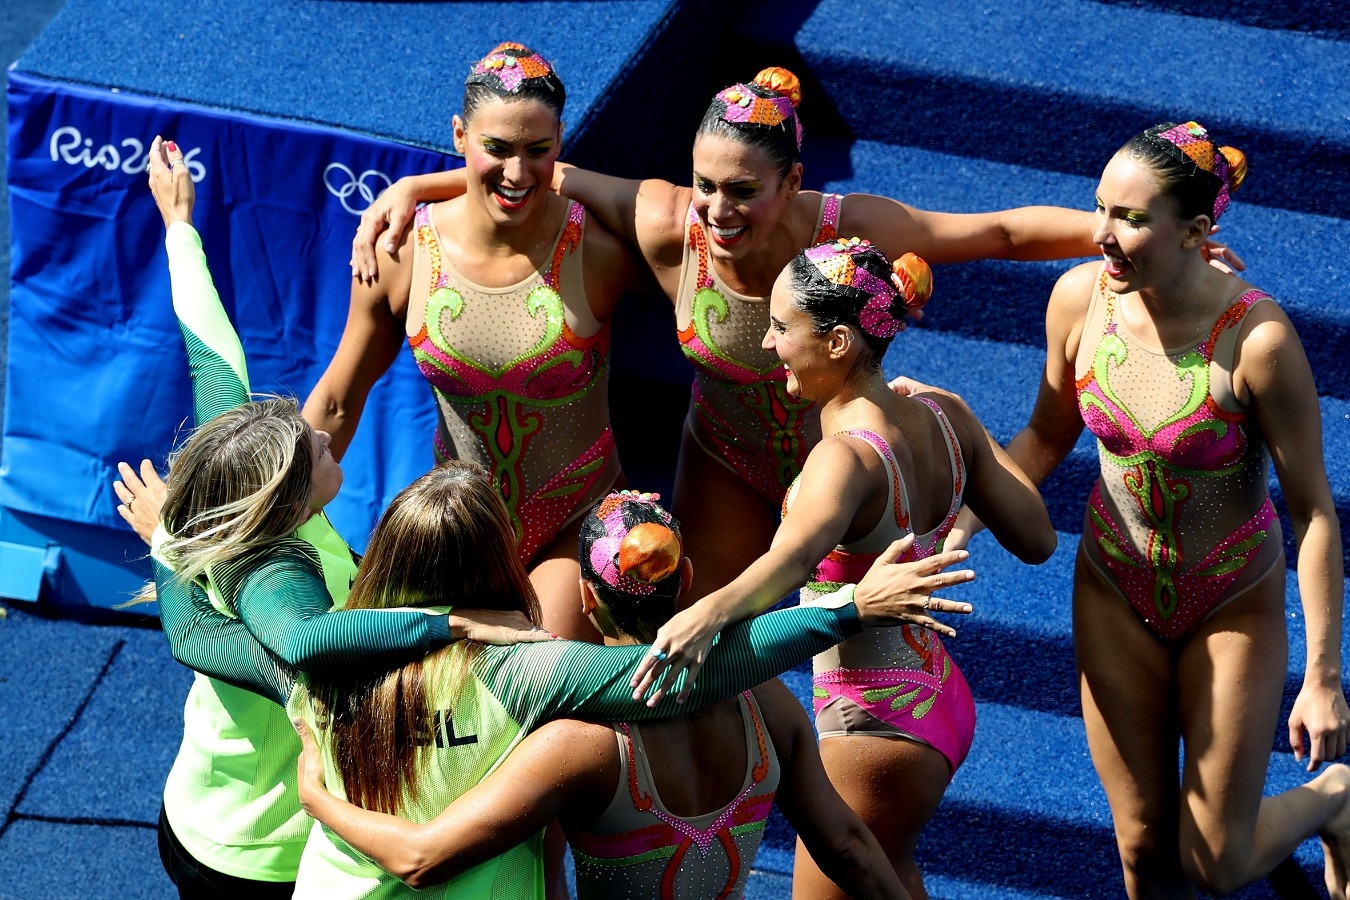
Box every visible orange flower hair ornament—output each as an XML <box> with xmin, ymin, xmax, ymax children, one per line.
<box><xmin>803</xmin><ymin>238</ymin><xmax>932</xmax><ymax>340</ymax></box>
<box><xmin>587</xmin><ymin>492</ymin><xmax>681</xmax><ymax>595</ymax></box>
<box><xmin>717</xmin><ymin>67</ymin><xmax>804</xmax><ymax>150</ymax></box>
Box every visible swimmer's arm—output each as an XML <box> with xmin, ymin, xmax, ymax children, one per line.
<box><xmin>302</xmin><ymin>231</ymin><xmax>411</xmax><ymax>460</ymax></box>
<box><xmin>935</xmin><ymin>393</ymin><xmax>1056</xmax><ymax>564</ymax></box>
<box><xmin>841</xmin><ymin>192</ymin><xmax>1096</xmax><ymax>267</ymax></box>
<box><xmin>1005</xmin><ymin>262</ymin><xmax>1094</xmax><ymax>483</ymax></box>
<box><xmin>351</xmin><ymin>169</ymin><xmax>467</xmax><ymax>278</ymax></box>
<box><xmin>1244</xmin><ymin>304</ymin><xmax>1348</xmax><ymax>769</ymax></box>
<box><xmin>956</xmin><ymin>263</ymin><xmax>1092</xmax><ymax>545</ymax></box>
<box><xmin>758</xmin><ymin>680</ymin><xmax>912</xmax><ymax>900</ymax></box>
<box><xmin>472</xmin><ymin>593</ymin><xmax>864</xmax><ymax>727</ymax></box>
<box><xmin>295</xmin><ymin>718</ymin><xmax>606</xmax><ymax>889</ymax></box>
<box><xmin>630</xmin><ymin>440</ymin><xmax>868</xmax><ymax>701</ymax></box>
<box><xmin>151</xmin><ymin>558</ymin><xmax>294</xmax><ymax>704</ymax></box>
<box><xmin>553</xmin><ymin>163</ymin><xmax>688</xmax><ymax>278</ymax></box>
<box><xmin>231</xmin><ymin>546</ymin><xmax>456</xmax><ymax>675</ymax></box>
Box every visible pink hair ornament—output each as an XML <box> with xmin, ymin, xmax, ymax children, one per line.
<box><xmin>803</xmin><ymin>238</ymin><xmax>931</xmax><ymax>340</ymax></box>
<box><xmin>468</xmin><ymin>42</ymin><xmax>556</xmax><ymax>94</ymax></box>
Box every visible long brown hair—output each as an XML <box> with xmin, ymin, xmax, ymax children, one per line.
<box><xmin>309</xmin><ymin>460</ymin><xmax>539</xmax><ymax>815</ymax></box>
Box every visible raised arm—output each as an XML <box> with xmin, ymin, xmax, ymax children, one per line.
<box><xmin>302</xmin><ymin>229</ymin><xmax>412</xmax><ymax>460</ymax></box>
<box><xmin>757</xmin><ymin>680</ymin><xmax>911</xmax><ymax>900</ymax></box>
<box><xmin>295</xmin><ymin>716</ymin><xmax>607</xmax><ymax>889</ymax></box>
<box><xmin>1241</xmin><ymin>302</ymin><xmax>1348</xmax><ymax>770</ymax></box>
<box><xmin>148</xmin><ymin>137</ymin><xmax>250</xmax><ymax>424</ymax></box>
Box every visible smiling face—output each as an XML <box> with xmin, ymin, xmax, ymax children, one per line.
<box><xmin>690</xmin><ymin>133</ymin><xmax>800</xmax><ymax>261</ymax></box>
<box><xmin>307</xmin><ymin>427</ymin><xmax>344</xmax><ymax>511</ymax></box>
<box><xmin>764</xmin><ymin>268</ymin><xmax>833</xmax><ymax>399</ymax></box>
<box><xmin>453</xmin><ymin>96</ymin><xmax>562</xmax><ymax>226</ymax></box>
<box><xmin>1093</xmin><ymin>152</ymin><xmax>1199</xmax><ymax>294</ymax></box>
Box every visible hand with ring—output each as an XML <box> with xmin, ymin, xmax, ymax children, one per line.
<box><xmin>851</xmin><ymin>535</ymin><xmax>976</xmax><ymax>637</ymax></box>
<box><xmin>113</xmin><ymin>459</ymin><xmax>168</xmax><ymax>546</ymax></box>
<box><xmin>630</xmin><ymin>601</ymin><xmax>726</xmax><ymax>707</ymax></box>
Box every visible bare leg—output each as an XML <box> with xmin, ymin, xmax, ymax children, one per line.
<box><xmin>670</xmin><ymin>420</ymin><xmax>780</xmax><ymax>606</ymax></box>
<box><xmin>1174</xmin><ymin>566</ymin><xmax>1350</xmax><ymax>897</ymax></box>
<box><xmin>1073</xmin><ymin>552</ymin><xmax>1194</xmax><ymax>899</ymax></box>
<box><xmin>793</xmin><ymin>735</ymin><xmax>950</xmax><ymax>900</ymax></box>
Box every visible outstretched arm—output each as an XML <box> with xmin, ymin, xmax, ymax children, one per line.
<box><xmin>758</xmin><ymin>680</ymin><xmax>911</xmax><ymax>900</ymax></box>
<box><xmin>295</xmin><ymin>717</ymin><xmax>605</xmax><ymax>889</ymax></box>
<box><xmin>842</xmin><ymin>193</ymin><xmax>1097</xmax><ymax>267</ymax></box>
<box><xmin>350</xmin><ymin>163</ymin><xmax>688</xmax><ymax>290</ymax></box>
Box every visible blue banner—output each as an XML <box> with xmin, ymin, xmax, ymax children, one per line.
<box><xmin>5</xmin><ymin>70</ymin><xmax>457</xmax><ymax>560</ymax></box>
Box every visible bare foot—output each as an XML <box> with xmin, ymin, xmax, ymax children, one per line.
<box><xmin>1318</xmin><ymin>764</ymin><xmax>1350</xmax><ymax>900</ymax></box>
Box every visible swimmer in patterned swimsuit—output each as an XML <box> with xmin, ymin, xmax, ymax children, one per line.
<box><xmin>635</xmin><ymin>240</ymin><xmax>1055</xmax><ymax>899</ymax></box>
<box><xmin>352</xmin><ymin>65</ymin><xmax>1138</xmax><ymax>606</ymax></box>
<box><xmin>305</xmin><ymin>43</ymin><xmax>641</xmax><ymax>641</ymax></box>
<box><xmin>993</xmin><ymin>122</ymin><xmax>1350</xmax><ymax>898</ymax></box>
<box><xmin>289</xmin><ymin>493</ymin><xmax>912</xmax><ymax>900</ymax></box>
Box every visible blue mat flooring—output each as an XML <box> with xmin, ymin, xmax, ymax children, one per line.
<box><xmin>3</xmin><ymin>0</ymin><xmax>1348</xmax><ymax>897</ymax></box>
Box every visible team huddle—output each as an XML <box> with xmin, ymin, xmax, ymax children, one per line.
<box><xmin>111</xmin><ymin>41</ymin><xmax>1348</xmax><ymax>900</ymax></box>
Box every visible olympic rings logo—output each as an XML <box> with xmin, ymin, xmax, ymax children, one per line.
<box><xmin>323</xmin><ymin>163</ymin><xmax>391</xmax><ymax>216</ymax></box>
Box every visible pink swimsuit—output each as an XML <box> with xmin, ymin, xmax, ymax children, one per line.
<box><xmin>1075</xmin><ymin>269</ymin><xmax>1282</xmax><ymax>641</ymax></box>
<box><xmin>788</xmin><ymin>401</ymin><xmax>976</xmax><ymax>777</ymax></box>
<box><xmin>407</xmin><ymin>200</ymin><xmax>620</xmax><ymax>563</ymax></box>
<box><xmin>675</xmin><ymin>194</ymin><xmax>841</xmax><ymax>504</ymax></box>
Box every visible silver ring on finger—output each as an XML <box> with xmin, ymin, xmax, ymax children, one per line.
<box><xmin>923</xmin><ymin>595</ymin><xmax>931</xmax><ymax>611</ymax></box>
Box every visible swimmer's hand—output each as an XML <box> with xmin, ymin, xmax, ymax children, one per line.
<box><xmin>630</xmin><ymin>602</ymin><xmax>724</xmax><ymax>708</ymax></box>
<box><xmin>1289</xmin><ymin>676</ymin><xmax>1350</xmax><ymax>772</ymax></box>
<box><xmin>447</xmin><ymin>609</ymin><xmax>557</xmax><ymax>645</ymax></box>
<box><xmin>293</xmin><ymin>719</ymin><xmax>332</xmax><ymax>820</ymax></box>
<box><xmin>113</xmin><ymin>459</ymin><xmax>167</xmax><ymax>545</ymax></box>
<box><xmin>147</xmin><ymin>136</ymin><xmax>194</xmax><ymax>227</ymax></box>
<box><xmin>350</xmin><ymin>178</ymin><xmax>419</xmax><ymax>283</ymax></box>
<box><xmin>1200</xmin><ymin>228</ymin><xmax>1246</xmax><ymax>275</ymax></box>
<box><xmin>853</xmin><ymin>535</ymin><xmax>974</xmax><ymax>635</ymax></box>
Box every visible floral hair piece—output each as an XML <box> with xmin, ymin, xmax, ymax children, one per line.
<box><xmin>803</xmin><ymin>238</ymin><xmax>931</xmax><ymax>340</ymax></box>
<box><xmin>467</xmin><ymin>42</ymin><xmax>557</xmax><ymax>94</ymax></box>
<box><xmin>717</xmin><ymin>67</ymin><xmax>804</xmax><ymax>151</ymax></box>
<box><xmin>1148</xmin><ymin>121</ymin><xmax>1246</xmax><ymax>221</ymax></box>
<box><xmin>587</xmin><ymin>491</ymin><xmax>681</xmax><ymax>595</ymax></box>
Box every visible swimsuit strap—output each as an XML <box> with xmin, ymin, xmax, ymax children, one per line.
<box><xmin>685</xmin><ymin>203</ymin><xmax>714</xmax><ymax>290</ymax></box>
<box><xmin>813</xmin><ymin>193</ymin><xmax>843</xmax><ymax>245</ymax></box>
<box><xmin>913</xmin><ymin>396</ymin><xmax>966</xmax><ymax>527</ymax></box>
<box><xmin>543</xmin><ymin>200</ymin><xmax>585</xmax><ymax>291</ymax></box>
<box><xmin>836</xmin><ymin>429</ymin><xmax>912</xmax><ymax>537</ymax></box>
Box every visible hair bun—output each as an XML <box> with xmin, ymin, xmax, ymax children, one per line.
<box><xmin>752</xmin><ymin>67</ymin><xmax>802</xmax><ymax>107</ymax></box>
<box><xmin>892</xmin><ymin>252</ymin><xmax>933</xmax><ymax>312</ymax></box>
<box><xmin>618</xmin><ymin>523</ymin><xmax>681</xmax><ymax>584</ymax></box>
<box><xmin>1220</xmin><ymin>146</ymin><xmax>1247</xmax><ymax>193</ymax></box>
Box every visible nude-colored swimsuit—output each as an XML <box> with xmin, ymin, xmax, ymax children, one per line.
<box><xmin>1074</xmin><ymin>269</ymin><xmax>1281</xmax><ymax>641</ymax></box>
<box><xmin>407</xmin><ymin>200</ymin><xmax>619</xmax><ymax>563</ymax></box>
<box><xmin>675</xmin><ymin>194</ymin><xmax>841</xmax><ymax>504</ymax></box>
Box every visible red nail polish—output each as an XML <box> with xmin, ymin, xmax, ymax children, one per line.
<box><xmin>165</xmin><ymin>141</ymin><xmax>178</xmax><ymax>154</ymax></box>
